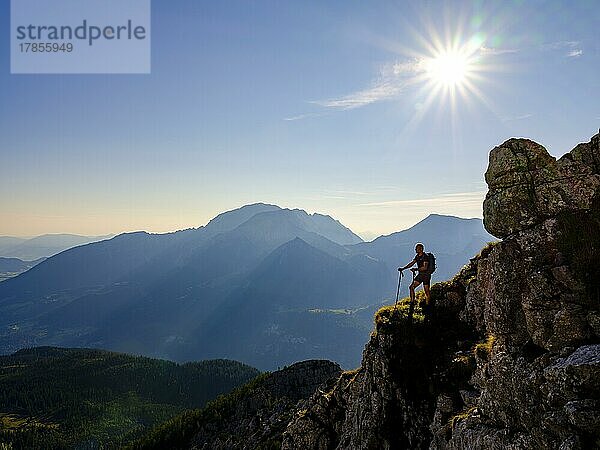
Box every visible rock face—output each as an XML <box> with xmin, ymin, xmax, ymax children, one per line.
<box><xmin>190</xmin><ymin>360</ymin><xmax>341</xmax><ymax>450</ymax></box>
<box><xmin>282</xmin><ymin>132</ymin><xmax>600</xmax><ymax>449</ymax></box>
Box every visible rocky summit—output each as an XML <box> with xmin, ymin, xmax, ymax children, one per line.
<box><xmin>281</xmin><ymin>132</ymin><xmax>600</xmax><ymax>449</ymax></box>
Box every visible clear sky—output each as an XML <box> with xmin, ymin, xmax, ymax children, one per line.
<box><xmin>1</xmin><ymin>0</ymin><xmax>599</xmax><ymax>240</ymax></box>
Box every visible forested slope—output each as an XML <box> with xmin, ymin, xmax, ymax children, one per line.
<box><xmin>0</xmin><ymin>347</ymin><xmax>259</xmax><ymax>449</ymax></box>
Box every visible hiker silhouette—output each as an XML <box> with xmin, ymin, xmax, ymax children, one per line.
<box><xmin>398</xmin><ymin>243</ymin><xmax>435</xmax><ymax>318</ymax></box>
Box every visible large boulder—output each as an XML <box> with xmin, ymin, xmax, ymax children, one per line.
<box><xmin>483</xmin><ymin>133</ymin><xmax>600</xmax><ymax>238</ymax></box>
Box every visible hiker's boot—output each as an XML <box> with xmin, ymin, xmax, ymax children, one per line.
<box><xmin>422</xmin><ymin>302</ymin><xmax>433</xmax><ymax>324</ymax></box>
<box><xmin>408</xmin><ymin>301</ymin><xmax>415</xmax><ymax>324</ymax></box>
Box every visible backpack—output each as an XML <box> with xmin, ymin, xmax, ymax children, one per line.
<box><xmin>427</xmin><ymin>252</ymin><xmax>436</xmax><ymax>274</ymax></box>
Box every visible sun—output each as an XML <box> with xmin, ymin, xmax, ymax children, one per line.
<box><xmin>400</xmin><ymin>33</ymin><xmax>494</xmax><ymax>134</ymax></box>
<box><xmin>425</xmin><ymin>50</ymin><xmax>472</xmax><ymax>88</ymax></box>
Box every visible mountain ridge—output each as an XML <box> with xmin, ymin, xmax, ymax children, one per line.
<box><xmin>0</xmin><ymin>205</ymin><xmax>494</xmax><ymax>370</ymax></box>
<box><xmin>0</xmin><ymin>233</ymin><xmax>113</xmax><ymax>260</ymax></box>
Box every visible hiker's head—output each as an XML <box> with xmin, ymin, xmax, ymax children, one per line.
<box><xmin>415</xmin><ymin>243</ymin><xmax>424</xmax><ymax>254</ymax></box>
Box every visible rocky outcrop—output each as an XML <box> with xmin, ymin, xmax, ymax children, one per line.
<box><xmin>281</xmin><ymin>258</ymin><xmax>481</xmax><ymax>450</ymax></box>
<box><xmin>483</xmin><ymin>133</ymin><xmax>600</xmax><ymax>238</ymax></box>
<box><xmin>282</xmin><ymin>132</ymin><xmax>600</xmax><ymax>449</ymax></box>
<box><xmin>190</xmin><ymin>360</ymin><xmax>341</xmax><ymax>450</ymax></box>
<box><xmin>128</xmin><ymin>359</ymin><xmax>341</xmax><ymax>450</ymax></box>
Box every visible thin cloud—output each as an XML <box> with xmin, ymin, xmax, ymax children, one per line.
<box><xmin>502</xmin><ymin>113</ymin><xmax>534</xmax><ymax>122</ymax></box>
<box><xmin>391</xmin><ymin>60</ymin><xmax>425</xmax><ymax>75</ymax></box>
<box><xmin>311</xmin><ymin>82</ymin><xmax>403</xmax><ymax>110</ymax></box>
<box><xmin>479</xmin><ymin>46</ymin><xmax>518</xmax><ymax>55</ymax></box>
<box><xmin>318</xmin><ymin>189</ymin><xmax>374</xmax><ymax>201</ymax></box>
<box><xmin>374</xmin><ymin>185</ymin><xmax>401</xmax><ymax>191</ymax></box>
<box><xmin>541</xmin><ymin>40</ymin><xmax>583</xmax><ymax>57</ymax></box>
<box><xmin>284</xmin><ymin>112</ymin><xmax>327</xmax><ymax>121</ymax></box>
<box><xmin>359</xmin><ymin>191</ymin><xmax>486</xmax><ymax>208</ymax></box>
<box><xmin>355</xmin><ymin>192</ymin><xmax>486</xmax><ymax>226</ymax></box>
<box><xmin>309</xmin><ymin>59</ymin><xmax>425</xmax><ymax>111</ymax></box>
<box><xmin>541</xmin><ymin>40</ymin><xmax>580</xmax><ymax>51</ymax></box>
<box><xmin>327</xmin><ymin>189</ymin><xmax>371</xmax><ymax>196</ymax></box>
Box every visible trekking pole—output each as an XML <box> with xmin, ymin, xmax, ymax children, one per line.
<box><xmin>394</xmin><ymin>270</ymin><xmax>403</xmax><ymax>310</ymax></box>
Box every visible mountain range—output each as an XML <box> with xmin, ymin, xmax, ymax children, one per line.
<box><xmin>0</xmin><ymin>204</ymin><xmax>495</xmax><ymax>369</ymax></box>
<box><xmin>0</xmin><ymin>257</ymin><xmax>46</xmax><ymax>282</ymax></box>
<box><xmin>0</xmin><ymin>233</ymin><xmax>113</xmax><ymax>260</ymax></box>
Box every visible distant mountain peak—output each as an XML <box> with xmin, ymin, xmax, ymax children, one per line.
<box><xmin>204</xmin><ymin>203</ymin><xmax>282</xmax><ymax>235</ymax></box>
<box><xmin>423</xmin><ymin>212</ymin><xmax>477</xmax><ymax>220</ymax></box>
<box><xmin>418</xmin><ymin>213</ymin><xmax>481</xmax><ymax>225</ymax></box>
<box><xmin>400</xmin><ymin>213</ymin><xmax>482</xmax><ymax>233</ymax></box>
<box><xmin>424</xmin><ymin>213</ymin><xmax>458</xmax><ymax>219</ymax></box>
<box><xmin>275</xmin><ymin>236</ymin><xmax>319</xmax><ymax>255</ymax></box>
<box><xmin>228</xmin><ymin>207</ymin><xmax>363</xmax><ymax>246</ymax></box>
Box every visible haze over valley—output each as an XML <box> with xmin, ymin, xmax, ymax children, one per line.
<box><xmin>0</xmin><ymin>203</ymin><xmax>493</xmax><ymax>369</ymax></box>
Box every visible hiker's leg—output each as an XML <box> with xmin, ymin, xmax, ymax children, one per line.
<box><xmin>408</xmin><ymin>280</ymin><xmax>421</xmax><ymax>322</ymax></box>
<box><xmin>409</xmin><ymin>280</ymin><xmax>420</xmax><ymax>303</ymax></box>
<box><xmin>424</xmin><ymin>284</ymin><xmax>431</xmax><ymax>305</ymax></box>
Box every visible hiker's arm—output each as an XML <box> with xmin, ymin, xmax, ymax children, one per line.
<box><xmin>399</xmin><ymin>259</ymin><xmax>416</xmax><ymax>271</ymax></box>
<box><xmin>419</xmin><ymin>260</ymin><xmax>429</xmax><ymax>272</ymax></box>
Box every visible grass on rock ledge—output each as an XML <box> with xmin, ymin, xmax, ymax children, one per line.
<box><xmin>374</xmin><ymin>292</ymin><xmax>428</xmax><ymax>337</ymax></box>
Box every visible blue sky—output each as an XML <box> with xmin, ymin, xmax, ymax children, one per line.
<box><xmin>1</xmin><ymin>0</ymin><xmax>599</xmax><ymax>239</ymax></box>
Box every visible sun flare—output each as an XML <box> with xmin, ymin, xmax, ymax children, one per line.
<box><xmin>399</xmin><ymin>31</ymin><xmax>496</xmax><ymax>134</ymax></box>
<box><xmin>425</xmin><ymin>50</ymin><xmax>472</xmax><ymax>88</ymax></box>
